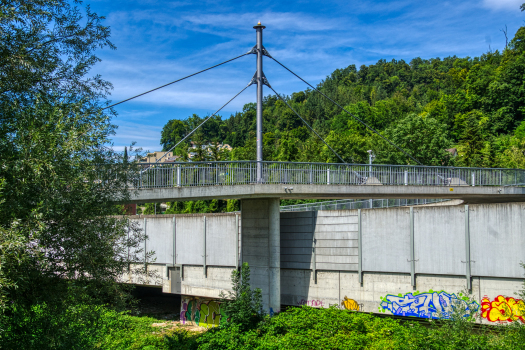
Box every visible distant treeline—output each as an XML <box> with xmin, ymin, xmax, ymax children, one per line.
<box><xmin>162</xmin><ymin>26</ymin><xmax>525</xmax><ymax>169</ymax></box>
<box><xmin>157</xmin><ymin>26</ymin><xmax>525</xmax><ymax>213</ymax></box>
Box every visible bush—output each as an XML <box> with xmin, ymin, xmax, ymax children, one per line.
<box><xmin>218</xmin><ymin>262</ymin><xmax>264</xmax><ymax>331</ymax></box>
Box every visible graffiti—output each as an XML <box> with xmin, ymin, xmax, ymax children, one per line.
<box><xmin>297</xmin><ymin>299</ymin><xmax>324</xmax><ymax>307</ymax></box>
<box><xmin>341</xmin><ymin>296</ymin><xmax>359</xmax><ymax>311</ymax></box>
<box><xmin>269</xmin><ymin>307</ymin><xmax>274</xmax><ymax>317</ymax></box>
<box><xmin>180</xmin><ymin>301</ymin><xmax>188</xmax><ymax>324</ymax></box>
<box><xmin>180</xmin><ymin>297</ymin><xmax>226</xmax><ymax>328</ymax></box>
<box><xmin>380</xmin><ymin>290</ymin><xmax>479</xmax><ymax>319</ymax></box>
<box><xmin>481</xmin><ymin>295</ymin><xmax>525</xmax><ymax>323</ymax></box>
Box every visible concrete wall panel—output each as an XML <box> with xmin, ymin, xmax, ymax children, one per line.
<box><xmin>146</xmin><ymin>217</ymin><xmax>174</xmax><ymax>265</ymax></box>
<box><xmin>180</xmin><ymin>266</ymin><xmax>233</xmax><ymax>298</ymax></box>
<box><xmin>414</xmin><ymin>207</ymin><xmax>465</xmax><ymax>275</ymax></box>
<box><xmin>176</xmin><ymin>217</ymin><xmax>204</xmax><ymax>265</ymax></box>
<box><xmin>470</xmin><ymin>203</ymin><xmax>525</xmax><ymax>278</ymax></box>
<box><xmin>362</xmin><ymin>208</ymin><xmax>410</xmax><ymax>273</ymax></box>
<box><xmin>206</xmin><ymin>216</ymin><xmax>236</xmax><ymax>266</ymax></box>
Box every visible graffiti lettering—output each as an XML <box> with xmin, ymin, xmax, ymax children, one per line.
<box><xmin>181</xmin><ymin>297</ymin><xmax>226</xmax><ymax>328</ymax></box>
<box><xmin>341</xmin><ymin>296</ymin><xmax>359</xmax><ymax>311</ymax></box>
<box><xmin>297</xmin><ymin>299</ymin><xmax>324</xmax><ymax>307</ymax></box>
<box><xmin>481</xmin><ymin>295</ymin><xmax>525</xmax><ymax>323</ymax></box>
<box><xmin>380</xmin><ymin>290</ymin><xmax>479</xmax><ymax>319</ymax></box>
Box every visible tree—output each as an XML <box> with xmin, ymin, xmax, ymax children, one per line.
<box><xmin>379</xmin><ymin>114</ymin><xmax>453</xmax><ymax>166</ymax></box>
<box><xmin>160</xmin><ymin>119</ymin><xmax>186</xmax><ymax>151</ymax></box>
<box><xmin>0</xmin><ymin>0</ymin><xmax>114</xmax><ymax>104</ymax></box>
<box><xmin>456</xmin><ymin>111</ymin><xmax>492</xmax><ymax>167</ymax></box>
<box><xmin>0</xmin><ymin>2</ymin><xmax>147</xmax><ymax>346</ymax></box>
<box><xmin>219</xmin><ymin>263</ymin><xmax>264</xmax><ymax>331</ymax></box>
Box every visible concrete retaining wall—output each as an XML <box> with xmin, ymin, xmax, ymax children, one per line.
<box><xmin>127</xmin><ymin>202</ymin><xmax>525</xmax><ymax>324</ymax></box>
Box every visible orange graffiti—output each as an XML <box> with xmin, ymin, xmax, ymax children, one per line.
<box><xmin>481</xmin><ymin>295</ymin><xmax>525</xmax><ymax>323</ymax></box>
<box><xmin>341</xmin><ymin>296</ymin><xmax>359</xmax><ymax>311</ymax></box>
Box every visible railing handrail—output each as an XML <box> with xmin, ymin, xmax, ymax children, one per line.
<box><xmin>134</xmin><ymin>160</ymin><xmax>525</xmax><ymax>172</ymax></box>
<box><xmin>280</xmin><ymin>198</ymin><xmax>451</xmax><ymax>212</ymax></box>
<box><xmin>125</xmin><ymin>160</ymin><xmax>525</xmax><ymax>189</ymax></box>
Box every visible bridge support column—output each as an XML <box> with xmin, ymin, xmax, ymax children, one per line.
<box><xmin>241</xmin><ymin>198</ymin><xmax>280</xmax><ymax>315</ymax></box>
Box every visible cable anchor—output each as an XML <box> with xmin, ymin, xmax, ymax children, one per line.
<box><xmin>249</xmin><ymin>71</ymin><xmax>271</xmax><ymax>88</ymax></box>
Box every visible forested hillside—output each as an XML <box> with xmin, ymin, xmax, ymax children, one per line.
<box><xmin>161</xmin><ymin>26</ymin><xmax>525</xmax><ymax>170</ymax></box>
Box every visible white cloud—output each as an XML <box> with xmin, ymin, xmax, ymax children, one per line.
<box><xmin>482</xmin><ymin>0</ymin><xmax>522</xmax><ymax>11</ymax></box>
<box><xmin>182</xmin><ymin>12</ymin><xmax>340</xmax><ymax>32</ymax></box>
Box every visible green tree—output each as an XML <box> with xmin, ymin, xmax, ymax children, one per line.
<box><xmin>143</xmin><ymin>202</ymin><xmax>163</xmax><ymax>215</ymax></box>
<box><xmin>0</xmin><ymin>2</ymin><xmax>148</xmax><ymax>347</ymax></box>
<box><xmin>380</xmin><ymin>114</ymin><xmax>453</xmax><ymax>165</ymax></box>
<box><xmin>219</xmin><ymin>263</ymin><xmax>264</xmax><ymax>331</ymax></box>
<box><xmin>160</xmin><ymin>119</ymin><xmax>186</xmax><ymax>151</ymax></box>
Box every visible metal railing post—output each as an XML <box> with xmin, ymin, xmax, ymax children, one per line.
<box><xmin>471</xmin><ymin>172</ymin><xmax>475</xmax><ymax>186</ymax></box>
<box><xmin>404</xmin><ymin>170</ymin><xmax>408</xmax><ymax>186</ymax></box>
<box><xmin>177</xmin><ymin>166</ymin><xmax>181</xmax><ymax>187</ymax></box>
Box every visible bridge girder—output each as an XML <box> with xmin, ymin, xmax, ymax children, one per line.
<box><xmin>128</xmin><ymin>184</ymin><xmax>525</xmax><ymax>204</ymax></box>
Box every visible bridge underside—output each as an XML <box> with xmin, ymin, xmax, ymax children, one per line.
<box><xmin>129</xmin><ymin>184</ymin><xmax>525</xmax><ymax>204</ymax></box>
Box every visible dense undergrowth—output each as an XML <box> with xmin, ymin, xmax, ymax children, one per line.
<box><xmin>4</xmin><ymin>304</ymin><xmax>524</xmax><ymax>350</ymax></box>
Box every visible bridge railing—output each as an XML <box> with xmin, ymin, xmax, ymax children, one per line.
<box><xmin>132</xmin><ymin>161</ymin><xmax>525</xmax><ymax>188</ymax></box>
<box><xmin>280</xmin><ymin>198</ymin><xmax>450</xmax><ymax>212</ymax></box>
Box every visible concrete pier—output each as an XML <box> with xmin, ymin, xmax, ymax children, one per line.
<box><xmin>241</xmin><ymin>198</ymin><xmax>281</xmax><ymax>314</ymax></box>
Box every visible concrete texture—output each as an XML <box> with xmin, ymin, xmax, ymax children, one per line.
<box><xmin>469</xmin><ymin>203</ymin><xmax>525</xmax><ymax>278</ymax></box>
<box><xmin>176</xmin><ymin>217</ymin><xmax>204</xmax><ymax>265</ymax></box>
<box><xmin>241</xmin><ymin>198</ymin><xmax>281</xmax><ymax>314</ymax></box>
<box><xmin>362</xmin><ymin>208</ymin><xmax>411</xmax><ymax>273</ymax></box>
<box><xmin>145</xmin><ymin>217</ymin><xmax>174</xmax><ymax>265</ymax></box>
<box><xmin>127</xmin><ymin>202</ymin><xmax>525</xmax><ymax>324</ymax></box>
<box><xmin>414</xmin><ymin>206</ymin><xmax>466</xmax><ymax>276</ymax></box>
<box><xmin>129</xmin><ymin>183</ymin><xmax>525</xmax><ymax>203</ymax></box>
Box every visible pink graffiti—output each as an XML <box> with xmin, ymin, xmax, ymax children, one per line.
<box><xmin>180</xmin><ymin>302</ymin><xmax>188</xmax><ymax>324</ymax></box>
<box><xmin>297</xmin><ymin>299</ymin><xmax>324</xmax><ymax>307</ymax></box>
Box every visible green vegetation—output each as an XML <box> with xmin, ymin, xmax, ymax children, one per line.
<box><xmin>161</xmin><ymin>26</ymin><xmax>525</xmax><ymax>169</ymax></box>
<box><xmin>2</xmin><ymin>0</ymin><xmax>525</xmax><ymax>348</ymax></box>
<box><xmin>0</xmin><ymin>1</ymin><xmax>148</xmax><ymax>348</ymax></box>
<box><xmin>219</xmin><ymin>263</ymin><xmax>264</xmax><ymax>331</ymax></box>
<box><xmin>155</xmin><ymin>6</ymin><xmax>525</xmax><ymax>213</ymax></box>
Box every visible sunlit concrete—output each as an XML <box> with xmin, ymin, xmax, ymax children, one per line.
<box><xmin>129</xmin><ymin>184</ymin><xmax>525</xmax><ymax>204</ymax></box>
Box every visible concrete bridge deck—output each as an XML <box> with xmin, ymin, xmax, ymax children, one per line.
<box><xmin>130</xmin><ymin>183</ymin><xmax>525</xmax><ymax>204</ymax></box>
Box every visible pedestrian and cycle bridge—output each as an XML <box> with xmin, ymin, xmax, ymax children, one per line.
<box><xmin>130</xmin><ymin>161</ymin><xmax>525</xmax><ymax>204</ymax></box>
<box><xmin>109</xmin><ymin>24</ymin><xmax>525</xmax><ymax>325</ymax></box>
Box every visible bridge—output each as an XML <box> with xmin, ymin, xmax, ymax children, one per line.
<box><xmin>130</xmin><ymin>161</ymin><xmax>525</xmax><ymax>204</ymax></box>
<box><xmin>109</xmin><ymin>23</ymin><xmax>525</xmax><ymax>320</ymax></box>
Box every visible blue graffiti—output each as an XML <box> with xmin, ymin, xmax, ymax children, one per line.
<box><xmin>269</xmin><ymin>307</ymin><xmax>274</xmax><ymax>317</ymax></box>
<box><xmin>380</xmin><ymin>290</ymin><xmax>479</xmax><ymax>319</ymax></box>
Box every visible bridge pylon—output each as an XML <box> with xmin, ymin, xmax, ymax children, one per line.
<box><xmin>254</xmin><ymin>22</ymin><xmax>265</xmax><ymax>183</ymax></box>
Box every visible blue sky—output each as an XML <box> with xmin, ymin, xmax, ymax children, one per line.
<box><xmin>88</xmin><ymin>0</ymin><xmax>525</xmax><ymax>152</ymax></box>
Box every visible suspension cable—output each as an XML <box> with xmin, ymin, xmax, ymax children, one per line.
<box><xmin>145</xmin><ymin>83</ymin><xmax>252</xmax><ymax>168</ymax></box>
<box><xmin>103</xmin><ymin>53</ymin><xmax>251</xmax><ymax>110</ymax></box>
<box><xmin>270</xmin><ymin>57</ymin><xmax>423</xmax><ymax>165</ymax></box>
<box><xmin>268</xmin><ymin>85</ymin><xmax>355</xmax><ymax>163</ymax></box>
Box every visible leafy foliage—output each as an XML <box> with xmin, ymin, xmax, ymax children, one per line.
<box><xmin>0</xmin><ymin>1</ymin><xmax>148</xmax><ymax>346</ymax></box>
<box><xmin>160</xmin><ymin>26</ymin><xmax>525</xmax><ymax>169</ymax></box>
<box><xmin>218</xmin><ymin>262</ymin><xmax>264</xmax><ymax>332</ymax></box>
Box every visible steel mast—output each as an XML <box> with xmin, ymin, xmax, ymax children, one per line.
<box><xmin>254</xmin><ymin>22</ymin><xmax>265</xmax><ymax>183</ymax></box>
